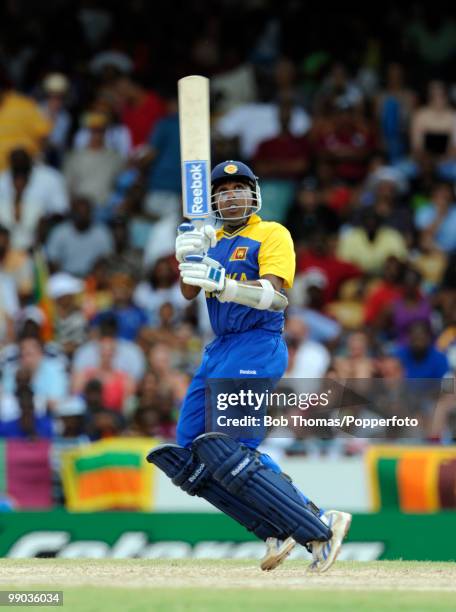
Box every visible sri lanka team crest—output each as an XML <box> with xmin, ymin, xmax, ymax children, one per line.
<box><xmin>224</xmin><ymin>163</ymin><xmax>238</xmax><ymax>174</ymax></box>
<box><xmin>229</xmin><ymin>246</ymin><xmax>249</xmax><ymax>261</ymax></box>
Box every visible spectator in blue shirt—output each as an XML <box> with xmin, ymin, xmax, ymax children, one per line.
<box><xmin>0</xmin><ymin>387</ymin><xmax>53</xmax><ymax>439</ymax></box>
<box><xmin>91</xmin><ymin>271</ymin><xmax>148</xmax><ymax>341</ymax></box>
<box><xmin>415</xmin><ymin>182</ymin><xmax>456</xmax><ymax>252</ymax></box>
<box><xmin>395</xmin><ymin>321</ymin><xmax>449</xmax><ymax>379</ymax></box>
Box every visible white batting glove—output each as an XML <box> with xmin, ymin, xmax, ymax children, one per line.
<box><xmin>179</xmin><ymin>255</ymin><xmax>226</xmax><ymax>293</ymax></box>
<box><xmin>175</xmin><ymin>223</ymin><xmax>217</xmax><ymax>263</ymax></box>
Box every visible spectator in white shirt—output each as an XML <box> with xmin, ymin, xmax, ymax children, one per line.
<box><xmin>0</xmin><ymin>148</ymin><xmax>69</xmax><ymax>249</ymax></box>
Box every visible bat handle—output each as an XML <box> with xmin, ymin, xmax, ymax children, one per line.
<box><xmin>178</xmin><ymin>222</ymin><xmax>195</xmax><ymax>234</ymax></box>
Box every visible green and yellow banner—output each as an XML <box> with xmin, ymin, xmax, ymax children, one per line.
<box><xmin>366</xmin><ymin>445</ymin><xmax>456</xmax><ymax>512</ymax></box>
<box><xmin>61</xmin><ymin>438</ymin><xmax>158</xmax><ymax>511</ymax></box>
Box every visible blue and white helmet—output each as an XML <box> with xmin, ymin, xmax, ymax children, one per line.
<box><xmin>211</xmin><ymin>160</ymin><xmax>262</xmax><ymax>221</ymax></box>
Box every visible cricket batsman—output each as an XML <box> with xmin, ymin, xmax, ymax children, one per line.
<box><xmin>147</xmin><ymin>160</ymin><xmax>351</xmax><ymax>572</ymax></box>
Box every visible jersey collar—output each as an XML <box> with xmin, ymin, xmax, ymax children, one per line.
<box><xmin>221</xmin><ymin>214</ymin><xmax>261</xmax><ymax>238</ymax></box>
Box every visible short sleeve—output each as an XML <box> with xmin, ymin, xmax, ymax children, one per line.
<box><xmin>258</xmin><ymin>223</ymin><xmax>296</xmax><ymax>288</ymax></box>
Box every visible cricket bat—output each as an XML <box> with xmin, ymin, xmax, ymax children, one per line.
<box><xmin>178</xmin><ymin>75</ymin><xmax>211</xmax><ymax>229</ymax></box>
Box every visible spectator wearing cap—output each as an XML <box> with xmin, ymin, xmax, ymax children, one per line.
<box><xmin>55</xmin><ymin>396</ymin><xmax>88</xmax><ymax>440</ymax></box>
<box><xmin>47</xmin><ymin>273</ymin><xmax>87</xmax><ymax>359</ymax></box>
<box><xmin>0</xmin><ymin>76</ymin><xmax>51</xmax><ymax>172</ymax></box>
<box><xmin>285</xmin><ymin>177</ymin><xmax>340</xmax><ymax>247</ymax></box>
<box><xmin>64</xmin><ymin>112</ymin><xmax>123</xmax><ymax>207</ymax></box>
<box><xmin>252</xmin><ymin>99</ymin><xmax>312</xmax><ymax>181</ymax></box>
<box><xmin>0</xmin><ymin>148</ymin><xmax>69</xmax><ymax>249</ymax></box>
<box><xmin>40</xmin><ymin>73</ymin><xmax>72</xmax><ymax>167</ymax></box>
<box><xmin>46</xmin><ymin>196</ymin><xmax>113</xmax><ymax>277</ymax></box>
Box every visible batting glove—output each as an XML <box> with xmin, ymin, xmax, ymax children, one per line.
<box><xmin>175</xmin><ymin>222</ymin><xmax>217</xmax><ymax>263</ymax></box>
<box><xmin>179</xmin><ymin>254</ymin><xmax>226</xmax><ymax>293</ymax></box>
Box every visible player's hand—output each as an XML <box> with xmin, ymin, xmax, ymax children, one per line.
<box><xmin>175</xmin><ymin>223</ymin><xmax>217</xmax><ymax>263</ymax></box>
<box><xmin>179</xmin><ymin>254</ymin><xmax>225</xmax><ymax>292</ymax></box>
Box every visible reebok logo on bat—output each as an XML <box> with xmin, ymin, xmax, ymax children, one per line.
<box><xmin>185</xmin><ymin>160</ymin><xmax>209</xmax><ymax>216</ymax></box>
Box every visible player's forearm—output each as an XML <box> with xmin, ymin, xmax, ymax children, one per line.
<box><xmin>218</xmin><ymin>277</ymin><xmax>288</xmax><ymax>312</ymax></box>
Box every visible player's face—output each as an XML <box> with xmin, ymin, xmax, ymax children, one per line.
<box><xmin>213</xmin><ymin>180</ymin><xmax>253</xmax><ymax>221</ymax></box>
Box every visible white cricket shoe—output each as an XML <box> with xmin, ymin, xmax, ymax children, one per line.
<box><xmin>307</xmin><ymin>510</ymin><xmax>352</xmax><ymax>573</ymax></box>
<box><xmin>260</xmin><ymin>536</ymin><xmax>296</xmax><ymax>571</ymax></box>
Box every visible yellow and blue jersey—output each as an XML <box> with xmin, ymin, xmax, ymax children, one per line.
<box><xmin>206</xmin><ymin>214</ymin><xmax>295</xmax><ymax>336</ymax></box>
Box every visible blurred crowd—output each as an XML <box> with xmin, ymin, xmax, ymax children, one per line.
<box><xmin>0</xmin><ymin>1</ymin><xmax>455</xmax><ymax>456</ymax></box>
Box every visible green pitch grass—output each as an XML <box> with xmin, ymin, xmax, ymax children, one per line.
<box><xmin>0</xmin><ymin>560</ymin><xmax>455</xmax><ymax>612</ymax></box>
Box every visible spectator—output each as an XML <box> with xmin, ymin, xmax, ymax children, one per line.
<box><xmin>312</xmin><ymin>98</ymin><xmax>377</xmax><ymax>184</ymax></box>
<box><xmin>0</xmin><ymin>268</ymin><xmax>19</xmax><ymax>344</ymax></box>
<box><xmin>333</xmin><ymin>331</ymin><xmax>376</xmax><ymax>378</ymax></box>
<box><xmin>252</xmin><ymin>100</ymin><xmax>312</xmax><ymax>180</ymax></box>
<box><xmin>72</xmin><ymin>332</ymin><xmax>136</xmax><ymax>413</ymax></box>
<box><xmin>91</xmin><ymin>271</ymin><xmax>148</xmax><ymax>341</ymax></box>
<box><xmin>1</xmin><ymin>335</ymin><xmax>68</xmax><ymax>408</ymax></box>
<box><xmin>0</xmin><ymin>148</ymin><xmax>69</xmax><ymax>249</ymax></box>
<box><xmin>314</xmin><ymin>63</ymin><xmax>364</xmax><ymax>116</ymax></box>
<box><xmin>0</xmin><ymin>224</ymin><xmax>33</xmax><ymax>300</ymax></box>
<box><xmin>73</xmin><ymin>95</ymin><xmax>132</xmax><ymax>158</ymax></box>
<box><xmin>215</xmin><ymin>94</ymin><xmax>311</xmax><ymax>161</ymax></box>
<box><xmin>105</xmin><ymin>215</ymin><xmax>143</xmax><ymax>279</ymax></box>
<box><xmin>284</xmin><ymin>317</ymin><xmax>330</xmax><ymax>379</ymax></box>
<box><xmin>73</xmin><ymin>315</ymin><xmax>146</xmax><ymax>382</ymax></box>
<box><xmin>337</xmin><ymin>209</ymin><xmax>408</xmax><ymax>274</ymax></box>
<box><xmin>141</xmin><ymin>90</ymin><xmax>181</xmax><ymax>223</ymax></box>
<box><xmin>375</xmin><ymin>62</ymin><xmax>417</xmax><ymax>162</ymax></box>
<box><xmin>389</xmin><ymin>267</ymin><xmax>433</xmax><ymax>344</ymax></box>
<box><xmin>55</xmin><ymin>396</ymin><xmax>88</xmax><ymax>440</ymax></box>
<box><xmin>83</xmin><ymin>378</ymin><xmax>125</xmax><ymax>440</ymax></box>
<box><xmin>297</xmin><ymin>231</ymin><xmax>362</xmax><ymax>304</ymax></box>
<box><xmin>364</xmin><ymin>256</ymin><xmax>405</xmax><ymax>328</ymax></box>
<box><xmin>288</xmin><ymin>269</ymin><xmax>342</xmax><ymax>346</ymax></box>
<box><xmin>285</xmin><ymin>177</ymin><xmax>340</xmax><ymax>247</ymax></box>
<box><xmin>395</xmin><ymin>321</ymin><xmax>449</xmax><ymax>379</ymax></box>
<box><xmin>40</xmin><ymin>73</ymin><xmax>72</xmax><ymax>167</ymax></box>
<box><xmin>0</xmin><ymin>76</ymin><xmax>51</xmax><ymax>172</ymax></box>
<box><xmin>112</xmin><ymin>75</ymin><xmax>166</xmax><ymax>148</ymax></box>
<box><xmin>410</xmin><ymin>81</ymin><xmax>456</xmax><ymax>164</ymax></box>
<box><xmin>415</xmin><ymin>182</ymin><xmax>456</xmax><ymax>253</ymax></box>
<box><xmin>0</xmin><ymin>387</ymin><xmax>53</xmax><ymax>440</ymax></box>
<box><xmin>64</xmin><ymin>112</ymin><xmax>123</xmax><ymax>207</ymax></box>
<box><xmin>46</xmin><ymin>196</ymin><xmax>113</xmax><ymax>277</ymax></box>
<box><xmin>133</xmin><ymin>257</ymin><xmax>186</xmax><ymax>326</ymax></box>
<box><xmin>47</xmin><ymin>273</ymin><xmax>87</xmax><ymax>359</ymax></box>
